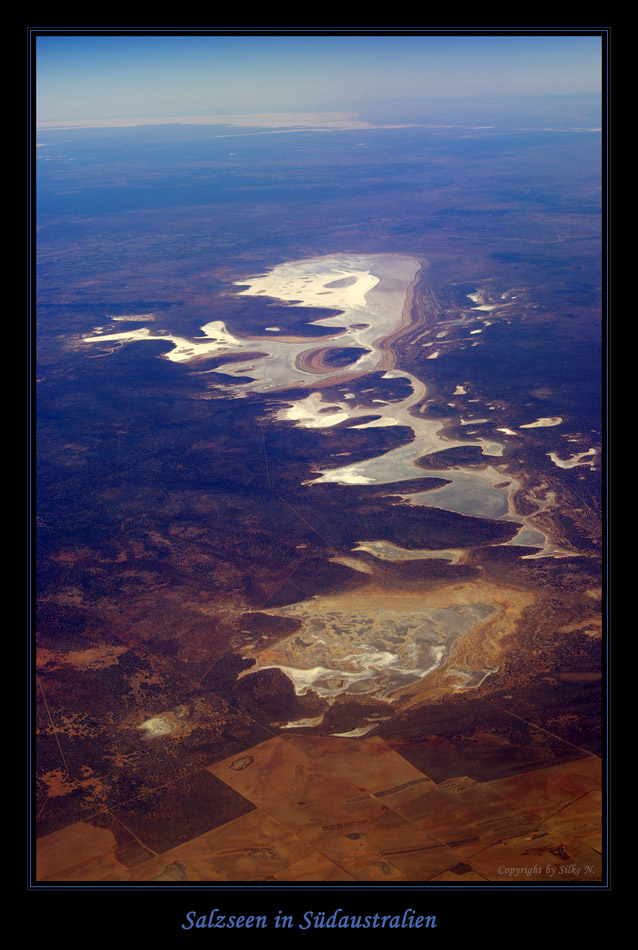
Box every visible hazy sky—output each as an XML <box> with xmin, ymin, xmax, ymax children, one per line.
<box><xmin>36</xmin><ymin>33</ymin><xmax>603</xmax><ymax>125</ymax></box>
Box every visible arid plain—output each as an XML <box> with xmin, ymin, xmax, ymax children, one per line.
<box><xmin>35</xmin><ymin>109</ymin><xmax>603</xmax><ymax>885</ymax></box>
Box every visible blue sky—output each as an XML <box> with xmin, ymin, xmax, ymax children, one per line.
<box><xmin>36</xmin><ymin>33</ymin><xmax>603</xmax><ymax>124</ymax></box>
